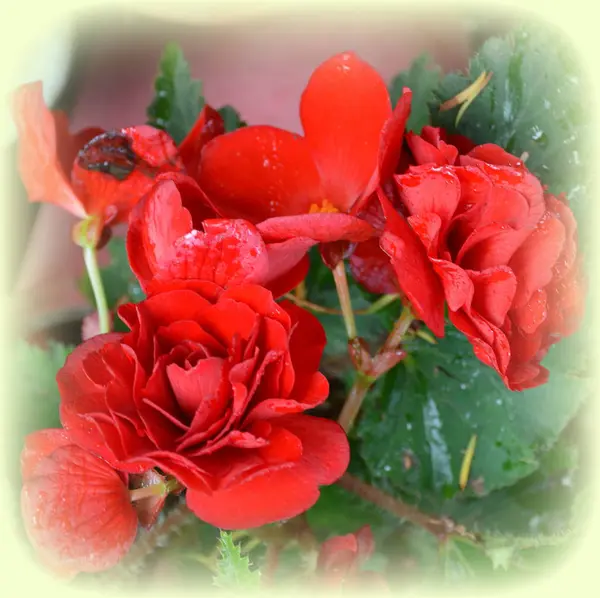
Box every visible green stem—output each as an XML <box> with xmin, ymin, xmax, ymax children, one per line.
<box><xmin>129</xmin><ymin>478</ymin><xmax>181</xmax><ymax>502</ymax></box>
<box><xmin>83</xmin><ymin>244</ymin><xmax>111</xmax><ymax>334</ymax></box>
<box><xmin>382</xmin><ymin>305</ymin><xmax>414</xmax><ymax>352</ymax></box>
<box><xmin>337</xmin><ymin>305</ymin><xmax>414</xmax><ymax>433</ymax></box>
<box><xmin>338</xmin><ymin>474</ymin><xmax>478</xmax><ymax>541</ymax></box>
<box><xmin>332</xmin><ymin>261</ymin><xmax>357</xmax><ymax>340</ymax></box>
<box><xmin>337</xmin><ymin>373</ymin><xmax>374</xmax><ymax>433</ymax></box>
<box><xmin>363</xmin><ymin>293</ymin><xmax>400</xmax><ymax>315</ymax></box>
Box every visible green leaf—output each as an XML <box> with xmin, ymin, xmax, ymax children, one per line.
<box><xmin>356</xmin><ymin>324</ymin><xmax>591</xmax><ymax>510</ymax></box>
<box><xmin>440</xmin><ymin>537</ymin><xmax>494</xmax><ymax>583</ymax></box>
<box><xmin>306</xmin><ymin>485</ymin><xmax>397</xmax><ymax>540</ymax></box>
<box><xmin>389</xmin><ymin>54</ymin><xmax>441</xmax><ymax>133</ymax></box>
<box><xmin>213</xmin><ymin>531</ymin><xmax>261</xmax><ymax>590</ymax></box>
<box><xmin>445</xmin><ymin>426</ymin><xmax>583</xmax><ymax>538</ymax></box>
<box><xmin>12</xmin><ymin>341</ymin><xmax>72</xmax><ymax>436</ymax></box>
<box><xmin>79</xmin><ymin>237</ymin><xmax>144</xmax><ymax>315</ymax></box>
<box><xmin>432</xmin><ymin>25</ymin><xmax>591</xmax><ymax>217</ymax></box>
<box><xmin>8</xmin><ymin>342</ymin><xmax>72</xmax><ymax>488</ymax></box>
<box><xmin>482</xmin><ymin>529</ymin><xmax>573</xmax><ymax>571</ymax></box>
<box><xmin>147</xmin><ymin>42</ymin><xmax>204</xmax><ymax>144</ymax></box>
<box><xmin>218</xmin><ymin>105</ymin><xmax>247</xmax><ymax>132</ymax></box>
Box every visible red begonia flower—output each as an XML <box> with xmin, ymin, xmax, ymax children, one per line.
<box><xmin>196</xmin><ymin>52</ymin><xmax>398</xmax><ymax>245</ymax></box>
<box><xmin>349</xmin><ymin>100</ymin><xmax>475</xmax><ymax>294</ymax></box>
<box><xmin>57</xmin><ymin>286</ymin><xmax>349</xmax><ymax>529</ymax></box>
<box><xmin>317</xmin><ymin>525</ymin><xmax>387</xmax><ymax>590</ymax></box>
<box><xmin>127</xmin><ymin>173</ymin><xmax>314</xmax><ymax>297</ymax></box>
<box><xmin>12</xmin><ymin>81</ymin><xmax>183</xmax><ymax>228</ymax></box>
<box><xmin>379</xmin><ymin>146</ymin><xmax>584</xmax><ymax>390</ymax></box>
<box><xmin>21</xmin><ymin>430</ymin><xmax>138</xmax><ymax>575</ymax></box>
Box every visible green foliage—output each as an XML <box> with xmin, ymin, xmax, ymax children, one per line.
<box><xmin>147</xmin><ymin>42</ymin><xmax>205</xmax><ymax>144</ymax></box>
<box><xmin>389</xmin><ymin>54</ymin><xmax>441</xmax><ymax>133</ymax></box>
<box><xmin>356</xmin><ymin>326</ymin><xmax>591</xmax><ymax>509</ymax></box>
<box><xmin>13</xmin><ymin>341</ymin><xmax>72</xmax><ymax>440</ymax></box>
<box><xmin>218</xmin><ymin>105</ymin><xmax>247</xmax><ymax>132</ymax></box>
<box><xmin>213</xmin><ymin>531</ymin><xmax>261</xmax><ymax>590</ymax></box>
<box><xmin>8</xmin><ymin>341</ymin><xmax>72</xmax><ymax>502</ymax></box>
<box><xmin>306</xmin><ymin>485</ymin><xmax>396</xmax><ymax>540</ymax></box>
<box><xmin>432</xmin><ymin>25</ymin><xmax>591</xmax><ymax>214</ymax></box>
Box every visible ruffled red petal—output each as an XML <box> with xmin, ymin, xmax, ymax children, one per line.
<box><xmin>378</xmin><ymin>191</ymin><xmax>445</xmax><ymax>337</ymax></box>
<box><xmin>128</xmin><ymin>177</ymin><xmax>268</xmax><ymax>292</ymax></box>
<box><xmin>186</xmin><ymin>415</ymin><xmax>348</xmax><ymax>529</ymax></box>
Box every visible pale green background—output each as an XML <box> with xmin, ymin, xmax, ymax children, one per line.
<box><xmin>0</xmin><ymin>1</ymin><xmax>598</xmax><ymax>596</ymax></box>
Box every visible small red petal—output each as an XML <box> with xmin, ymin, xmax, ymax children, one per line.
<box><xmin>349</xmin><ymin>237</ymin><xmax>399</xmax><ymax>295</ymax></box>
<box><xmin>257</xmin><ymin>213</ymin><xmax>375</xmax><ymax>244</ymax></box>
<box><xmin>178</xmin><ymin>104</ymin><xmax>225</xmax><ymax>177</ymax></box>
<box><xmin>378</xmin><ymin>88</ymin><xmax>413</xmax><ymax>183</ymax></box>
<box><xmin>469</xmin><ymin>266</ymin><xmax>518</xmax><ymax>328</ymax></box>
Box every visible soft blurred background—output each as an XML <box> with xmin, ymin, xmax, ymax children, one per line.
<box><xmin>6</xmin><ymin>4</ymin><xmax>515</xmax><ymax>339</ymax></box>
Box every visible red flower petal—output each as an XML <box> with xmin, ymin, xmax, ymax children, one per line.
<box><xmin>257</xmin><ymin>213</ymin><xmax>375</xmax><ymax>243</ymax></box>
<box><xmin>379</xmin><ymin>191</ymin><xmax>445</xmax><ymax>337</ymax></box>
<box><xmin>127</xmin><ymin>178</ymin><xmax>193</xmax><ymax>287</ymax></box>
<box><xmin>12</xmin><ymin>82</ymin><xmax>88</xmax><ymax>218</ymax></box>
<box><xmin>377</xmin><ymin>88</ymin><xmax>413</xmax><ymax>184</ymax></box>
<box><xmin>71</xmin><ymin>125</ymin><xmax>184</xmax><ymax>223</ymax></box>
<box><xmin>277</xmin><ymin>414</ymin><xmax>350</xmax><ymax>485</ymax></box>
<box><xmin>21</xmin><ymin>444</ymin><xmax>137</xmax><ymax>574</ymax></box>
<box><xmin>58</xmin><ymin>333</ymin><xmax>135</xmax><ymax>464</ymax></box>
<box><xmin>187</xmin><ymin>414</ymin><xmax>348</xmax><ymax>529</ymax></box>
<box><xmin>506</xmin><ymin>362</ymin><xmax>549</xmax><ymax>391</ymax></box>
<box><xmin>264</xmin><ymin>241</ymin><xmax>315</xmax><ymax>297</ymax></box>
<box><xmin>21</xmin><ymin>429</ymin><xmax>72</xmax><ymax>481</ymax></box>
<box><xmin>430</xmin><ymin>259</ymin><xmax>473</xmax><ymax>311</ymax></box>
<box><xmin>186</xmin><ymin>463</ymin><xmax>320</xmax><ymax>529</ymax></box>
<box><xmin>509</xmin><ymin>212</ymin><xmax>566</xmax><ymax>308</ymax></box>
<box><xmin>178</xmin><ymin>104</ymin><xmax>225</xmax><ymax>177</ymax></box>
<box><xmin>198</xmin><ymin>125</ymin><xmax>322</xmax><ymax>221</ymax></box>
<box><xmin>282</xmin><ymin>300</ymin><xmax>327</xmax><ymax>376</ymax></box>
<box><xmin>394</xmin><ymin>166</ymin><xmax>461</xmax><ymax>228</ymax></box>
<box><xmin>167</xmin><ymin>357</ymin><xmax>229</xmax><ymax>421</ymax></box>
<box><xmin>318</xmin><ymin>534</ymin><xmax>358</xmax><ymax>573</ymax></box>
<box><xmin>511</xmin><ymin>288</ymin><xmax>548</xmax><ymax>334</ymax></box>
<box><xmin>469</xmin><ymin>267</ymin><xmax>518</xmax><ymax>328</ymax></box>
<box><xmin>349</xmin><ymin>237</ymin><xmax>399</xmax><ymax>295</ymax></box>
<box><xmin>128</xmin><ymin>177</ymin><xmax>269</xmax><ymax>292</ymax></box>
<box><xmin>407</xmin><ymin>128</ymin><xmax>459</xmax><ymax>166</ymax></box>
<box><xmin>300</xmin><ymin>52</ymin><xmax>392</xmax><ymax>212</ymax></box>
<box><xmin>465</xmin><ymin>144</ymin><xmax>526</xmax><ymax>168</ymax></box>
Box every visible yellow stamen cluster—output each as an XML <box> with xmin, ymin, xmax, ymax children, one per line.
<box><xmin>308</xmin><ymin>199</ymin><xmax>339</xmax><ymax>214</ymax></box>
